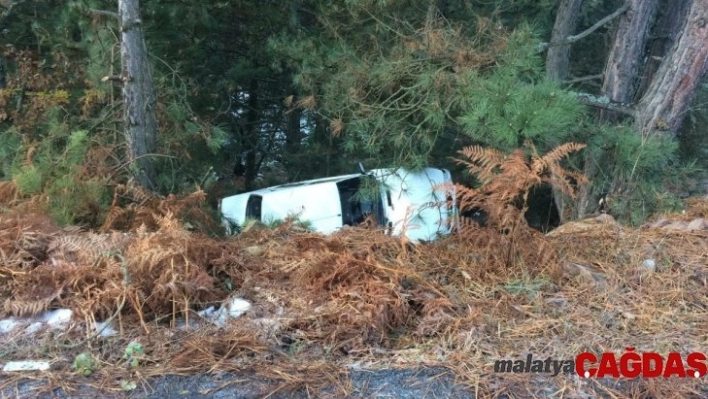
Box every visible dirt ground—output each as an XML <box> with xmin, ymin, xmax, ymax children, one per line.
<box><xmin>6</xmin><ymin>369</ymin><xmax>705</xmax><ymax>399</ymax></box>
<box><xmin>2</xmin><ymin>367</ymin><xmax>477</xmax><ymax>398</ymax></box>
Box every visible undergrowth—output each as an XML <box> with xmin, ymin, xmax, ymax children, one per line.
<box><xmin>5</xmin><ymin>127</ymin><xmax>113</xmax><ymax>226</ymax></box>
<box><xmin>0</xmin><ymin>142</ymin><xmax>587</xmax><ymax>321</ymax></box>
<box><xmin>2</xmin><ymin>143</ymin><xmax>707</xmax><ymax>398</ymax></box>
<box><xmin>452</xmin><ymin>141</ymin><xmax>587</xmax><ymax>267</ymax></box>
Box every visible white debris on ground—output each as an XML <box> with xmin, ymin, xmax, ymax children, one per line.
<box><xmin>197</xmin><ymin>297</ymin><xmax>252</xmax><ymax>327</ymax></box>
<box><xmin>641</xmin><ymin>258</ymin><xmax>656</xmax><ymax>272</ymax></box>
<box><xmin>0</xmin><ymin>298</ymin><xmax>253</xmax><ymax>337</ymax></box>
<box><xmin>0</xmin><ymin>307</ymin><xmax>118</xmax><ymax>342</ymax></box>
<box><xmin>93</xmin><ymin>320</ymin><xmax>118</xmax><ymax>337</ymax></box>
<box><xmin>3</xmin><ymin>361</ymin><xmax>51</xmax><ymax>372</ymax></box>
<box><xmin>1</xmin><ymin>298</ymin><xmax>253</xmax><ymax>372</ymax></box>
<box><xmin>0</xmin><ymin>318</ymin><xmax>19</xmax><ymax>334</ymax></box>
<box><xmin>44</xmin><ymin>308</ymin><xmax>73</xmax><ymax>326</ymax></box>
<box><xmin>0</xmin><ymin>308</ymin><xmax>73</xmax><ymax>336</ymax></box>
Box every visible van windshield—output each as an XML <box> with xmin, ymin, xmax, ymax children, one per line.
<box><xmin>337</xmin><ymin>177</ymin><xmax>385</xmax><ymax>227</ymax></box>
<box><xmin>245</xmin><ymin>195</ymin><xmax>262</xmax><ymax>220</ymax></box>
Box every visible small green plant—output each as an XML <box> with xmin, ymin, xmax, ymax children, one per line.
<box><xmin>501</xmin><ymin>277</ymin><xmax>549</xmax><ymax>301</ymax></box>
<box><xmin>290</xmin><ymin>217</ymin><xmax>314</xmax><ymax>231</ymax></box>
<box><xmin>262</xmin><ymin>215</ymin><xmax>284</xmax><ymax>229</ymax></box>
<box><xmin>224</xmin><ymin>217</ymin><xmax>242</xmax><ymax>234</ymax></box>
<box><xmin>123</xmin><ymin>341</ymin><xmax>145</xmax><ymax>368</ymax></box>
<box><xmin>13</xmin><ymin>165</ymin><xmax>43</xmax><ymax>195</ymax></box>
<box><xmin>258</xmin><ymin>214</ymin><xmax>313</xmax><ymax>231</ymax></box>
<box><xmin>5</xmin><ymin>128</ymin><xmax>111</xmax><ymax>226</ymax></box>
<box><xmin>120</xmin><ymin>380</ymin><xmax>138</xmax><ymax>391</ymax></box>
<box><xmin>72</xmin><ymin>352</ymin><xmax>98</xmax><ymax>376</ymax></box>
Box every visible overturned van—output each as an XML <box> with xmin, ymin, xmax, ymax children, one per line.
<box><xmin>219</xmin><ymin>167</ymin><xmax>457</xmax><ymax>242</ymax></box>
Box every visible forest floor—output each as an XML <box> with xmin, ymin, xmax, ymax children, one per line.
<box><xmin>1</xmin><ymin>185</ymin><xmax>708</xmax><ymax>398</ymax></box>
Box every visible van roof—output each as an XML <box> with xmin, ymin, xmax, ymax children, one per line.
<box><xmin>243</xmin><ymin>167</ymin><xmax>441</xmax><ymax>197</ymax></box>
<box><xmin>249</xmin><ymin>172</ymin><xmax>364</xmax><ymax>195</ymax></box>
<box><xmin>274</xmin><ymin>173</ymin><xmax>363</xmax><ymax>188</ymax></box>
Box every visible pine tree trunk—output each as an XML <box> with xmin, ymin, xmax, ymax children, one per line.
<box><xmin>546</xmin><ymin>0</ymin><xmax>584</xmax><ymax>82</ymax></box>
<box><xmin>601</xmin><ymin>0</ymin><xmax>659</xmax><ymax>107</ymax></box>
<box><xmin>574</xmin><ymin>0</ymin><xmax>658</xmax><ymax>220</ymax></box>
<box><xmin>634</xmin><ymin>0</ymin><xmax>692</xmax><ymax>99</ymax></box>
<box><xmin>285</xmin><ymin>98</ymin><xmax>302</xmax><ymax>181</ymax></box>
<box><xmin>286</xmin><ymin>106</ymin><xmax>302</xmax><ymax>153</ymax></box>
<box><xmin>119</xmin><ymin>0</ymin><xmax>157</xmax><ymax>190</ymax></box>
<box><xmin>546</xmin><ymin>0</ymin><xmax>584</xmax><ymax>223</ymax></box>
<box><xmin>312</xmin><ymin>111</ymin><xmax>331</xmax><ymax>176</ymax></box>
<box><xmin>636</xmin><ymin>0</ymin><xmax>708</xmax><ymax>137</ymax></box>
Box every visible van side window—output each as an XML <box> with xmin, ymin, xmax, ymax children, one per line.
<box><xmin>337</xmin><ymin>176</ymin><xmax>385</xmax><ymax>227</ymax></box>
<box><xmin>245</xmin><ymin>195</ymin><xmax>262</xmax><ymax>220</ymax></box>
<box><xmin>337</xmin><ymin>178</ymin><xmax>361</xmax><ymax>226</ymax></box>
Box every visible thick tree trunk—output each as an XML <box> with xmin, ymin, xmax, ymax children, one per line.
<box><xmin>312</xmin><ymin>111</ymin><xmax>330</xmax><ymax>175</ymax></box>
<box><xmin>546</xmin><ymin>0</ymin><xmax>584</xmax><ymax>82</ymax></box>
<box><xmin>635</xmin><ymin>0</ymin><xmax>692</xmax><ymax>99</ymax></box>
<box><xmin>601</xmin><ymin>0</ymin><xmax>659</xmax><ymax>107</ymax></box>
<box><xmin>119</xmin><ymin>0</ymin><xmax>157</xmax><ymax>190</ymax></box>
<box><xmin>285</xmin><ymin>106</ymin><xmax>302</xmax><ymax>153</ymax></box>
<box><xmin>636</xmin><ymin>0</ymin><xmax>708</xmax><ymax>137</ymax></box>
<box><xmin>573</xmin><ymin>0</ymin><xmax>658</xmax><ymax>220</ymax></box>
<box><xmin>546</xmin><ymin>0</ymin><xmax>584</xmax><ymax>223</ymax></box>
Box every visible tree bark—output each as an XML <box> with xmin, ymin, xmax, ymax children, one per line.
<box><xmin>635</xmin><ymin>0</ymin><xmax>692</xmax><ymax>100</ymax></box>
<box><xmin>285</xmin><ymin>105</ymin><xmax>302</xmax><ymax>154</ymax></box>
<box><xmin>0</xmin><ymin>55</ymin><xmax>6</xmax><ymax>89</ymax></box>
<box><xmin>636</xmin><ymin>0</ymin><xmax>708</xmax><ymax>137</ymax></box>
<box><xmin>539</xmin><ymin>2</ymin><xmax>630</xmax><ymax>51</ymax></box>
<box><xmin>285</xmin><ymin>97</ymin><xmax>302</xmax><ymax>181</ymax></box>
<box><xmin>572</xmin><ymin>0</ymin><xmax>658</xmax><ymax>220</ymax></box>
<box><xmin>312</xmin><ymin>110</ymin><xmax>330</xmax><ymax>175</ymax></box>
<box><xmin>119</xmin><ymin>0</ymin><xmax>157</xmax><ymax>190</ymax></box>
<box><xmin>546</xmin><ymin>0</ymin><xmax>584</xmax><ymax>82</ymax></box>
<box><xmin>601</xmin><ymin>0</ymin><xmax>659</xmax><ymax>108</ymax></box>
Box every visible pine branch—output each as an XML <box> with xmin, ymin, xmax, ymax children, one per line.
<box><xmin>538</xmin><ymin>2</ymin><xmax>631</xmax><ymax>51</ymax></box>
<box><xmin>90</xmin><ymin>8</ymin><xmax>119</xmax><ymax>19</ymax></box>
<box><xmin>571</xmin><ymin>92</ymin><xmax>636</xmax><ymax>116</ymax></box>
<box><xmin>0</xmin><ymin>0</ymin><xmax>28</xmax><ymax>25</ymax></box>
<box><xmin>563</xmin><ymin>74</ymin><xmax>604</xmax><ymax>85</ymax></box>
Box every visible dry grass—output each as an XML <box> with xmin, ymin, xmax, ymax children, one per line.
<box><xmin>1</xmin><ymin>179</ymin><xmax>708</xmax><ymax>397</ymax></box>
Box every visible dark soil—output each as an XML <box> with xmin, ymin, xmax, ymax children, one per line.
<box><xmin>2</xmin><ymin>367</ymin><xmax>476</xmax><ymax>398</ymax></box>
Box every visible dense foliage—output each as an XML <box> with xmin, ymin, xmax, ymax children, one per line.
<box><xmin>0</xmin><ymin>0</ymin><xmax>706</xmax><ymax>227</ymax></box>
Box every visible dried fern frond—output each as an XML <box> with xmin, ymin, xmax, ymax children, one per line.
<box><xmin>4</xmin><ymin>298</ymin><xmax>51</xmax><ymax>317</ymax></box>
<box><xmin>530</xmin><ymin>142</ymin><xmax>586</xmax><ymax>174</ymax></box>
<box><xmin>0</xmin><ymin>181</ymin><xmax>19</xmax><ymax>206</ymax></box>
<box><xmin>453</xmin><ymin>142</ymin><xmax>586</xmax><ymax>267</ymax></box>
<box><xmin>455</xmin><ymin>142</ymin><xmax>586</xmax><ymax>218</ymax></box>
<box><xmin>47</xmin><ymin>232</ymin><xmax>130</xmax><ymax>266</ymax></box>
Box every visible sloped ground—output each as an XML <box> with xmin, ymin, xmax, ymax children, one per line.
<box><xmin>1</xmin><ymin>183</ymin><xmax>708</xmax><ymax>398</ymax></box>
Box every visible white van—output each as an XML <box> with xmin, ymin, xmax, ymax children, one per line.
<box><xmin>219</xmin><ymin>167</ymin><xmax>457</xmax><ymax>242</ymax></box>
